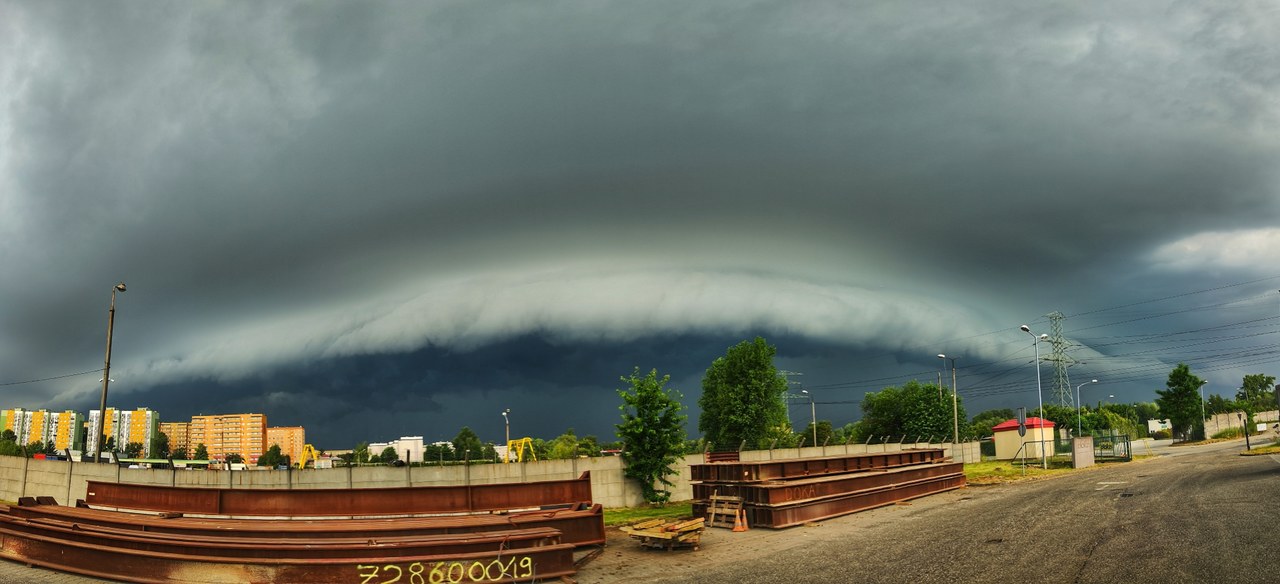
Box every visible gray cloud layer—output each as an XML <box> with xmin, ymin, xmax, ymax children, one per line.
<box><xmin>2</xmin><ymin>1</ymin><xmax>1277</xmax><ymax>445</ymax></box>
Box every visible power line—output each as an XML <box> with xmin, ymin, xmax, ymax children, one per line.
<box><xmin>0</xmin><ymin>369</ymin><xmax>104</xmax><ymax>387</ymax></box>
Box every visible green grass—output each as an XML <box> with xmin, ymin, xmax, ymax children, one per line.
<box><xmin>963</xmin><ymin>459</ymin><xmax>1077</xmax><ymax>484</ymax></box>
<box><xmin>602</xmin><ymin>501</ymin><xmax>693</xmax><ymax>527</ymax></box>
<box><xmin>1211</xmin><ymin>427</ymin><xmax>1245</xmax><ymax>439</ymax></box>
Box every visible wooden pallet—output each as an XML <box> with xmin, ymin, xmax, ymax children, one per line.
<box><xmin>619</xmin><ymin>518</ymin><xmax>705</xmax><ymax>551</ymax></box>
<box><xmin>705</xmin><ymin>493</ymin><xmax>743</xmax><ymax>529</ymax></box>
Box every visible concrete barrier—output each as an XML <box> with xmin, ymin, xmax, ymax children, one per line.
<box><xmin>0</xmin><ymin>440</ymin><xmax>978</xmax><ymax>509</ymax></box>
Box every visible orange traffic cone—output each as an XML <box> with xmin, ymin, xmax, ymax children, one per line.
<box><xmin>732</xmin><ymin>508</ymin><xmax>749</xmax><ymax>532</ymax></box>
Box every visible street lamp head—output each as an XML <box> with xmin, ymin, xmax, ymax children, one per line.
<box><xmin>1090</xmin><ymin>379</ymin><xmax>1098</xmax><ymax>384</ymax></box>
<box><xmin>114</xmin><ymin>282</ymin><xmax>126</xmax><ymax>292</ymax></box>
<box><xmin>1019</xmin><ymin>324</ymin><xmax>1031</xmax><ymax>333</ymax></box>
<box><xmin>800</xmin><ymin>389</ymin><xmax>809</xmax><ymax>395</ymax></box>
<box><xmin>1039</xmin><ymin>334</ymin><xmax>1048</xmax><ymax>340</ymax></box>
<box><xmin>937</xmin><ymin>354</ymin><xmax>946</xmax><ymax>359</ymax></box>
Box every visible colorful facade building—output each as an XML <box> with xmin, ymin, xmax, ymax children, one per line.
<box><xmin>189</xmin><ymin>413</ymin><xmax>267</xmax><ymax>463</ymax></box>
<box><xmin>266</xmin><ymin>426</ymin><xmax>306</xmax><ymax>465</ymax></box>
<box><xmin>159</xmin><ymin>422</ymin><xmax>191</xmax><ymax>457</ymax></box>
<box><xmin>88</xmin><ymin>408</ymin><xmax>160</xmax><ymax>458</ymax></box>
<box><xmin>2</xmin><ymin>409</ymin><xmax>85</xmax><ymax>453</ymax></box>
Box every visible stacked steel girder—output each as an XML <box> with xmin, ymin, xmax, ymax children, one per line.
<box><xmin>691</xmin><ymin>450</ymin><xmax>965</xmax><ymax>529</ymax></box>
<box><xmin>83</xmin><ymin>472</ymin><xmax>594</xmax><ymax>516</ymax></box>
<box><xmin>0</xmin><ymin>472</ymin><xmax>603</xmax><ymax>583</ymax></box>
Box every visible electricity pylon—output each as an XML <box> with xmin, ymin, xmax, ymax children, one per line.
<box><xmin>1042</xmin><ymin>311</ymin><xmax>1078</xmax><ymax>407</ymax></box>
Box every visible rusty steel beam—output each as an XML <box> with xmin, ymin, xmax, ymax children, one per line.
<box><xmin>0</xmin><ymin>513</ymin><xmax>546</xmax><ymax>557</ymax></box>
<box><xmin>0</xmin><ymin>514</ymin><xmax>562</xmax><ymax>561</ymax></box>
<box><xmin>689</xmin><ymin>449</ymin><xmax>945</xmax><ymax>483</ymax></box>
<box><xmin>692</xmin><ymin>462</ymin><xmax>963</xmax><ymax>505</ymax></box>
<box><xmin>84</xmin><ymin>471</ymin><xmax>593</xmax><ymax>516</ymax></box>
<box><xmin>694</xmin><ymin>473</ymin><xmax>966</xmax><ymax>529</ymax></box>
<box><xmin>6</xmin><ymin>499</ymin><xmax>605</xmax><ymax>548</ymax></box>
<box><xmin>0</xmin><ymin>522</ymin><xmax>577</xmax><ymax>584</ymax></box>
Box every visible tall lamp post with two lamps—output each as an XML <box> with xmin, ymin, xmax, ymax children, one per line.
<box><xmin>1020</xmin><ymin>325</ymin><xmax>1049</xmax><ymax>469</ymax></box>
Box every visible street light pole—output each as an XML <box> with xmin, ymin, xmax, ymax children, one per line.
<box><xmin>501</xmin><ymin>409</ymin><xmax>510</xmax><ymax>462</ymax></box>
<box><xmin>801</xmin><ymin>389</ymin><xmax>816</xmax><ymax>447</ymax></box>
<box><xmin>938</xmin><ymin>354</ymin><xmax>960</xmax><ymax>455</ymax></box>
<box><xmin>93</xmin><ymin>282</ymin><xmax>126</xmax><ymax>463</ymax></box>
<box><xmin>1021</xmin><ymin>325</ymin><xmax>1048</xmax><ymax>469</ymax></box>
<box><xmin>1075</xmin><ymin>379</ymin><xmax>1098</xmax><ymax>437</ymax></box>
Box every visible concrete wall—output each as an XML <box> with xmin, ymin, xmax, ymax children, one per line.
<box><xmin>1207</xmin><ymin>409</ymin><xmax>1279</xmax><ymax>437</ymax></box>
<box><xmin>0</xmin><ymin>440</ymin><xmax>979</xmax><ymax>509</ymax></box>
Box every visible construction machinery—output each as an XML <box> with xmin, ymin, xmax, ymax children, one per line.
<box><xmin>295</xmin><ymin>444</ymin><xmax>320</xmax><ymax>469</ymax></box>
<box><xmin>504</xmin><ymin>437</ymin><xmax>536</xmax><ymax>463</ymax></box>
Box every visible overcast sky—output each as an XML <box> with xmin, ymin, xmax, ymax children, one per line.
<box><xmin>2</xmin><ymin>1</ymin><xmax>1278</xmax><ymax>450</ymax></box>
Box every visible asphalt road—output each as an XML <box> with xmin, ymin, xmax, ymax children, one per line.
<box><xmin>629</xmin><ymin>440</ymin><xmax>1280</xmax><ymax>584</ymax></box>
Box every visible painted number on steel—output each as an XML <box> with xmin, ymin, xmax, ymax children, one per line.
<box><xmin>357</xmin><ymin>556</ymin><xmax>534</xmax><ymax>584</ymax></box>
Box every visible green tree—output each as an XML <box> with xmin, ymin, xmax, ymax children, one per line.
<box><xmin>969</xmin><ymin>408</ymin><xmax>1016</xmax><ymax>438</ymax></box>
<box><xmin>170</xmin><ymin>447</ymin><xmax>189</xmax><ymax>460</ymax></box>
<box><xmin>104</xmin><ymin>436</ymin><xmax>116</xmax><ymax>453</ymax></box>
<box><xmin>123</xmin><ymin>442</ymin><xmax>144</xmax><ymax>458</ymax></box>
<box><xmin>1</xmin><ymin>429</ymin><xmax>16</xmax><ymax>442</ymax></box>
<box><xmin>547</xmin><ymin>429</ymin><xmax>583</xmax><ymax>460</ymax></box>
<box><xmin>452</xmin><ymin>427</ymin><xmax>484</xmax><ymax>461</ymax></box>
<box><xmin>193</xmin><ymin>443</ymin><xmax>209</xmax><ymax>460</ymax></box>
<box><xmin>257</xmin><ymin>444</ymin><xmax>287</xmax><ymax>468</ymax></box>
<box><xmin>225</xmin><ymin>453</ymin><xmax>244</xmax><ymax>464</ymax></box>
<box><xmin>1133</xmin><ymin>402</ymin><xmax>1160</xmax><ymax>424</ymax></box>
<box><xmin>851</xmin><ymin>380</ymin><xmax>964</xmax><ymax>442</ymax></box>
<box><xmin>1033</xmin><ymin>404</ymin><xmax>1077</xmax><ymax>436</ymax></box>
<box><xmin>578</xmin><ymin>434</ymin><xmax>601</xmax><ymax>457</ymax></box>
<box><xmin>424</xmin><ymin>442</ymin><xmax>453</xmax><ymax>464</ymax></box>
<box><xmin>379</xmin><ymin>446</ymin><xmax>400</xmax><ymax>464</ymax></box>
<box><xmin>1155</xmin><ymin>363</ymin><xmax>1204</xmax><ymax>441</ymax></box>
<box><xmin>1206</xmin><ymin>394</ymin><xmax>1232</xmax><ymax>415</ymax></box>
<box><xmin>799</xmin><ymin>420</ymin><xmax>835</xmax><ymax>446</ymax></box>
<box><xmin>530</xmin><ymin>438</ymin><xmax>551</xmax><ymax>461</ymax></box>
<box><xmin>616</xmin><ymin>368</ymin><xmax>687</xmax><ymax>504</ymax></box>
<box><xmin>352</xmin><ymin>442</ymin><xmax>371</xmax><ymax>463</ymax></box>
<box><xmin>698</xmin><ymin>337</ymin><xmax>789</xmax><ymax>450</ymax></box>
<box><xmin>150</xmin><ymin>432</ymin><xmax>170</xmax><ymax>459</ymax></box>
<box><xmin>1237</xmin><ymin>373</ymin><xmax>1276</xmax><ymax>411</ymax></box>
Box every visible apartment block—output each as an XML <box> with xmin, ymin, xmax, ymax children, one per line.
<box><xmin>266</xmin><ymin>426</ymin><xmax>306</xmax><ymax>465</ymax></box>
<box><xmin>88</xmin><ymin>408</ymin><xmax>160</xmax><ymax>457</ymax></box>
<box><xmin>46</xmin><ymin>410</ymin><xmax>84</xmax><ymax>452</ymax></box>
<box><xmin>159</xmin><ymin>422</ymin><xmax>191</xmax><ymax>456</ymax></box>
<box><xmin>2</xmin><ymin>409</ymin><xmax>85</xmax><ymax>452</ymax></box>
<box><xmin>190</xmin><ymin>413</ymin><xmax>267</xmax><ymax>463</ymax></box>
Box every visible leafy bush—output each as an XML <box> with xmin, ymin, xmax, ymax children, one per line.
<box><xmin>1151</xmin><ymin>429</ymin><xmax>1172</xmax><ymax>440</ymax></box>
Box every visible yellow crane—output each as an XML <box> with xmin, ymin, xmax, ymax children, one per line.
<box><xmin>504</xmin><ymin>437</ymin><xmax>536</xmax><ymax>463</ymax></box>
<box><xmin>295</xmin><ymin>444</ymin><xmax>320</xmax><ymax>469</ymax></box>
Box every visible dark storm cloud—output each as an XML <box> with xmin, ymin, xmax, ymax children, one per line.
<box><xmin>2</xmin><ymin>1</ymin><xmax>1278</xmax><ymax>445</ymax></box>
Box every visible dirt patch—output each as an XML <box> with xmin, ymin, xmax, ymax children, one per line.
<box><xmin>573</xmin><ymin>487</ymin><xmax>981</xmax><ymax>583</ymax></box>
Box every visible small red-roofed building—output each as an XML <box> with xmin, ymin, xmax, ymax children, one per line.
<box><xmin>992</xmin><ymin>417</ymin><xmax>1055</xmax><ymax>460</ymax></box>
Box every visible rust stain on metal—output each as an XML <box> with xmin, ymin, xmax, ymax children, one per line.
<box><xmin>85</xmin><ymin>471</ymin><xmax>593</xmax><ymax>517</ymax></box>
